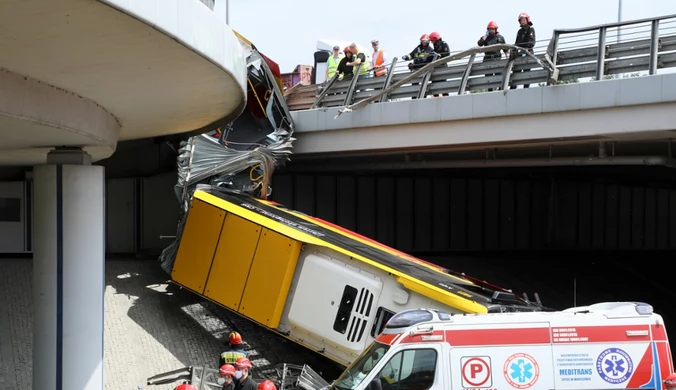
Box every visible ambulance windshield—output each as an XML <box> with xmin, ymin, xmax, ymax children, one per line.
<box><xmin>332</xmin><ymin>342</ymin><xmax>391</xmax><ymax>390</ymax></box>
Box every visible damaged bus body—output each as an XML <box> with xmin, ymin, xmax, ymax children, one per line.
<box><xmin>158</xmin><ymin>35</ymin><xmax>546</xmax><ymax>370</ymax></box>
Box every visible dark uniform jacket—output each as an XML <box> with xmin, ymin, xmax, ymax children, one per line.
<box><xmin>478</xmin><ymin>33</ymin><xmax>506</xmax><ymax>60</ymax></box>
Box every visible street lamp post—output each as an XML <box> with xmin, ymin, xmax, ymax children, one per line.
<box><xmin>615</xmin><ymin>0</ymin><xmax>622</xmax><ymax>79</ymax></box>
<box><xmin>226</xmin><ymin>0</ymin><xmax>230</xmax><ymax>25</ymax></box>
<box><xmin>617</xmin><ymin>0</ymin><xmax>623</xmax><ymax>44</ymax></box>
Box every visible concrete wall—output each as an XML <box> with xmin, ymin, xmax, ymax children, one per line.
<box><xmin>0</xmin><ymin>172</ymin><xmax>181</xmax><ymax>255</ymax></box>
<box><xmin>271</xmin><ymin>173</ymin><xmax>676</xmax><ymax>252</ymax></box>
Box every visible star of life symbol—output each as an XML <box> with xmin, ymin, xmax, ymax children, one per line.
<box><xmin>596</xmin><ymin>348</ymin><xmax>634</xmax><ymax>384</ymax></box>
<box><xmin>503</xmin><ymin>353</ymin><xmax>539</xmax><ymax>389</ymax></box>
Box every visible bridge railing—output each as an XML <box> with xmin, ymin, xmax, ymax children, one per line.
<box><xmin>285</xmin><ymin>14</ymin><xmax>676</xmax><ymax>111</ymax></box>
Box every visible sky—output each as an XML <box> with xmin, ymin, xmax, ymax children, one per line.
<box><xmin>214</xmin><ymin>0</ymin><xmax>676</xmax><ymax>73</ymax></box>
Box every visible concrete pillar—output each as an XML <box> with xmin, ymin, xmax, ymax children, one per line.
<box><xmin>32</xmin><ymin>148</ymin><xmax>105</xmax><ymax>390</ymax></box>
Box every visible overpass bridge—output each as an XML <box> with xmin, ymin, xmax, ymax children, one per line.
<box><xmin>285</xmin><ymin>14</ymin><xmax>676</xmax><ymax>171</ymax></box>
<box><xmin>0</xmin><ymin>1</ymin><xmax>247</xmax><ymax>389</ymax></box>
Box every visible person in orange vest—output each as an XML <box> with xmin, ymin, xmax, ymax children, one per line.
<box><xmin>370</xmin><ymin>39</ymin><xmax>388</xmax><ymax>77</ymax></box>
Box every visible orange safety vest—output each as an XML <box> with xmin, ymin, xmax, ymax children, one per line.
<box><xmin>373</xmin><ymin>50</ymin><xmax>387</xmax><ymax>77</ymax></box>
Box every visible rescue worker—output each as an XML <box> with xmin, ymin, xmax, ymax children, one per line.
<box><xmin>218</xmin><ymin>364</ymin><xmax>236</xmax><ymax>390</ymax></box>
<box><xmin>326</xmin><ymin>45</ymin><xmax>343</xmax><ymax>81</ymax></box>
<box><xmin>478</xmin><ymin>21</ymin><xmax>507</xmax><ymax>91</ymax></box>
<box><xmin>348</xmin><ymin>43</ymin><xmax>370</xmax><ymax>79</ymax></box>
<box><xmin>429</xmin><ymin>31</ymin><xmax>451</xmax><ymax>97</ymax></box>
<box><xmin>370</xmin><ymin>39</ymin><xmax>388</xmax><ymax>77</ymax></box>
<box><xmin>175</xmin><ymin>382</ymin><xmax>197</xmax><ymax>390</ymax></box>
<box><xmin>336</xmin><ymin>47</ymin><xmax>357</xmax><ymax>80</ymax></box>
<box><xmin>234</xmin><ymin>357</ymin><xmax>257</xmax><ymax>390</ymax></box>
<box><xmin>258</xmin><ymin>380</ymin><xmax>277</xmax><ymax>390</ymax></box>
<box><xmin>510</xmin><ymin>12</ymin><xmax>536</xmax><ymax>89</ymax></box>
<box><xmin>401</xmin><ymin>34</ymin><xmax>438</xmax><ymax>99</ymax></box>
<box><xmin>219</xmin><ymin>331</ymin><xmax>249</xmax><ymax>367</ymax></box>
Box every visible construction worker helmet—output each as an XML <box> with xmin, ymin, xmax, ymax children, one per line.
<box><xmin>229</xmin><ymin>331</ymin><xmax>243</xmax><ymax>346</ymax></box>
<box><xmin>176</xmin><ymin>384</ymin><xmax>198</xmax><ymax>390</ymax></box>
<box><xmin>518</xmin><ymin>12</ymin><xmax>531</xmax><ymax>23</ymax></box>
<box><xmin>487</xmin><ymin>21</ymin><xmax>498</xmax><ymax>29</ymax></box>
<box><xmin>420</xmin><ymin>34</ymin><xmax>430</xmax><ymax>43</ymax></box>
<box><xmin>258</xmin><ymin>380</ymin><xmax>278</xmax><ymax>390</ymax></box>
<box><xmin>235</xmin><ymin>357</ymin><xmax>253</xmax><ymax>369</ymax></box>
<box><xmin>220</xmin><ymin>364</ymin><xmax>236</xmax><ymax>377</ymax></box>
<box><xmin>429</xmin><ymin>32</ymin><xmax>441</xmax><ymax>43</ymax></box>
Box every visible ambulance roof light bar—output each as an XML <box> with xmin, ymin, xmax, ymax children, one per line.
<box><xmin>385</xmin><ymin>309</ymin><xmax>433</xmax><ymax>329</ymax></box>
<box><xmin>563</xmin><ymin>302</ymin><xmax>654</xmax><ymax>318</ymax></box>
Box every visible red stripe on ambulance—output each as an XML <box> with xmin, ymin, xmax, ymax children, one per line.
<box><xmin>394</xmin><ymin>325</ymin><xmax>654</xmax><ymax>346</ymax></box>
<box><xmin>443</xmin><ymin>327</ymin><xmax>551</xmax><ymax>346</ymax></box>
<box><xmin>376</xmin><ymin>333</ymin><xmax>399</xmax><ymax>345</ymax></box>
<box><xmin>552</xmin><ymin>325</ymin><xmax>650</xmax><ymax>343</ymax></box>
<box><xmin>652</xmin><ymin>324</ymin><xmax>668</xmax><ymax>341</ymax></box>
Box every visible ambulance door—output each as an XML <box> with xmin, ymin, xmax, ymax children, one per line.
<box><xmin>361</xmin><ymin>343</ymin><xmax>445</xmax><ymax>390</ymax></box>
<box><xmin>448</xmin><ymin>322</ymin><xmax>554</xmax><ymax>390</ymax></box>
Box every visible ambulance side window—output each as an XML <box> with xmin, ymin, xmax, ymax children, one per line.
<box><xmin>373</xmin><ymin>349</ymin><xmax>437</xmax><ymax>390</ymax></box>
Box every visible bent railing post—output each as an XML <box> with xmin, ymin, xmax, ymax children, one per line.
<box><xmin>458</xmin><ymin>53</ymin><xmax>476</xmax><ymax>95</ymax></box>
<box><xmin>311</xmin><ymin>74</ymin><xmax>339</xmax><ymax>109</ymax></box>
<box><xmin>548</xmin><ymin>31</ymin><xmax>561</xmax><ymax>67</ymax></box>
<box><xmin>649</xmin><ymin>20</ymin><xmax>660</xmax><ymax>75</ymax></box>
<box><xmin>501</xmin><ymin>60</ymin><xmax>515</xmax><ymax>92</ymax></box>
<box><xmin>417</xmin><ymin>68</ymin><xmax>435</xmax><ymax>99</ymax></box>
<box><xmin>343</xmin><ymin>64</ymin><xmax>362</xmax><ymax>106</ymax></box>
<box><xmin>596</xmin><ymin>27</ymin><xmax>607</xmax><ymax>80</ymax></box>
<box><xmin>379</xmin><ymin>58</ymin><xmax>399</xmax><ymax>103</ymax></box>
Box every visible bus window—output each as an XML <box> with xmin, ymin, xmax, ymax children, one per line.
<box><xmin>370</xmin><ymin>307</ymin><xmax>396</xmax><ymax>338</ymax></box>
<box><xmin>372</xmin><ymin>349</ymin><xmax>437</xmax><ymax>390</ymax></box>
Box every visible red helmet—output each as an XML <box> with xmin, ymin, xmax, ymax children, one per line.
<box><xmin>229</xmin><ymin>331</ymin><xmax>243</xmax><ymax>346</ymax></box>
<box><xmin>420</xmin><ymin>34</ymin><xmax>430</xmax><ymax>42</ymax></box>
<box><xmin>258</xmin><ymin>380</ymin><xmax>277</xmax><ymax>390</ymax></box>
<box><xmin>518</xmin><ymin>12</ymin><xmax>531</xmax><ymax>23</ymax></box>
<box><xmin>220</xmin><ymin>364</ymin><xmax>236</xmax><ymax>377</ymax></box>
<box><xmin>235</xmin><ymin>357</ymin><xmax>253</xmax><ymax>369</ymax></box>
<box><xmin>487</xmin><ymin>21</ymin><xmax>498</xmax><ymax>29</ymax></box>
<box><xmin>176</xmin><ymin>384</ymin><xmax>197</xmax><ymax>390</ymax></box>
<box><xmin>429</xmin><ymin>32</ymin><xmax>441</xmax><ymax>43</ymax></box>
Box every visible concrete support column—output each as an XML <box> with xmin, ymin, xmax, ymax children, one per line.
<box><xmin>32</xmin><ymin>148</ymin><xmax>105</xmax><ymax>390</ymax></box>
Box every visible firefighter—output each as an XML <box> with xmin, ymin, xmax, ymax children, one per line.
<box><xmin>258</xmin><ymin>380</ymin><xmax>277</xmax><ymax>390</ymax></box>
<box><xmin>401</xmin><ymin>34</ymin><xmax>438</xmax><ymax>71</ymax></box>
<box><xmin>218</xmin><ymin>364</ymin><xmax>237</xmax><ymax>390</ymax></box>
<box><xmin>429</xmin><ymin>31</ymin><xmax>451</xmax><ymax>97</ymax></box>
<box><xmin>175</xmin><ymin>383</ymin><xmax>197</xmax><ymax>390</ymax></box>
<box><xmin>336</xmin><ymin>46</ymin><xmax>357</xmax><ymax>80</ymax></box>
<box><xmin>401</xmin><ymin>34</ymin><xmax>438</xmax><ymax>98</ymax></box>
<box><xmin>478</xmin><ymin>21</ymin><xmax>507</xmax><ymax>91</ymax></box>
<box><xmin>219</xmin><ymin>331</ymin><xmax>249</xmax><ymax>367</ymax></box>
<box><xmin>510</xmin><ymin>12</ymin><xmax>536</xmax><ymax>89</ymax></box>
<box><xmin>234</xmin><ymin>357</ymin><xmax>257</xmax><ymax>390</ymax></box>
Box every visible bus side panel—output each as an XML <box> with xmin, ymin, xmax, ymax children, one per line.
<box><xmin>172</xmin><ymin>200</ymin><xmax>226</xmax><ymax>294</ymax></box>
<box><xmin>238</xmin><ymin>228</ymin><xmax>302</xmax><ymax>328</ymax></box>
<box><xmin>204</xmin><ymin>213</ymin><xmax>262</xmax><ymax>311</ymax></box>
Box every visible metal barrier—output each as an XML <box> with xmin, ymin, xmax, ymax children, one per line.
<box><xmin>284</xmin><ymin>14</ymin><xmax>676</xmax><ymax>111</ymax></box>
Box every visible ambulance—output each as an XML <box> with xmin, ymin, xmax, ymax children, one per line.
<box><xmin>328</xmin><ymin>301</ymin><xmax>675</xmax><ymax>390</ymax></box>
